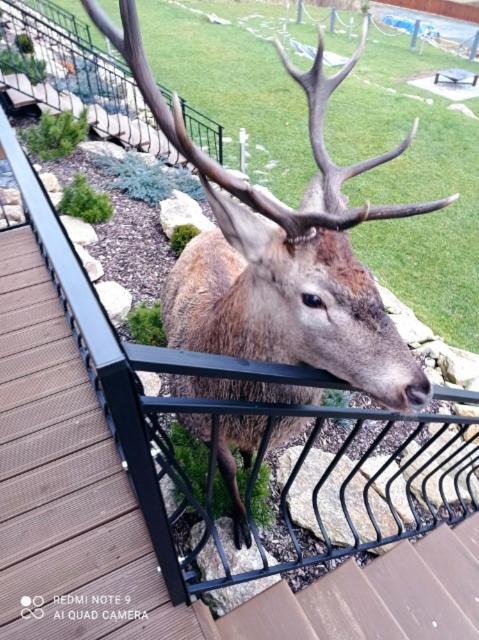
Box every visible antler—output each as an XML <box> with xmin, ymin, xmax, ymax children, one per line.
<box><xmin>81</xmin><ymin>1</ymin><xmax>458</xmax><ymax>239</ymax></box>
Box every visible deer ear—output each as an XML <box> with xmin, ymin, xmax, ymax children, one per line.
<box><xmin>201</xmin><ymin>178</ymin><xmax>283</xmax><ymax>263</ymax></box>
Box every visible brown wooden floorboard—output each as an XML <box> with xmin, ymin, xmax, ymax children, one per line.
<box><xmin>0</xmin><ymin>316</ymin><xmax>71</xmax><ymax>357</ymax></box>
<box><xmin>0</xmin><ymin>408</ymin><xmax>107</xmax><ymax>481</ymax></box>
<box><xmin>0</xmin><ymin>227</ymin><xmax>205</xmax><ymax>639</ymax></box>
<box><xmin>0</xmin><ymin>281</ymin><xmax>58</xmax><ymax>314</ymax></box>
<box><xmin>1</xmin><ymin>553</ymin><xmax>167</xmax><ymax>640</ymax></box>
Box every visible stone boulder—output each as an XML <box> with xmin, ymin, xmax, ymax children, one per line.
<box><xmin>137</xmin><ymin>371</ymin><xmax>162</xmax><ymax>396</ymax></box>
<box><xmin>73</xmin><ymin>243</ymin><xmax>104</xmax><ymax>282</ymax></box>
<box><xmin>49</xmin><ymin>191</ymin><xmax>63</xmax><ymax>207</ymax></box>
<box><xmin>60</xmin><ymin>215</ymin><xmax>98</xmax><ymax>246</ymax></box>
<box><xmin>438</xmin><ymin>347</ymin><xmax>479</xmax><ymax>387</ymax></box>
<box><xmin>190</xmin><ymin>517</ymin><xmax>281</xmax><ymax>616</ymax></box>
<box><xmin>377</xmin><ymin>283</ymin><xmax>434</xmax><ymax>346</ymax></box>
<box><xmin>95</xmin><ymin>281</ymin><xmax>132</xmax><ymax>326</ymax></box>
<box><xmin>359</xmin><ymin>455</ymin><xmax>415</xmax><ymax>524</ymax></box>
<box><xmin>78</xmin><ymin>140</ymin><xmax>126</xmax><ymax>162</ymax></box>
<box><xmin>447</xmin><ymin>103</ymin><xmax>478</xmax><ymax>120</ymax></box>
<box><xmin>159</xmin><ymin>190</ymin><xmax>215</xmax><ymax>239</ymax></box>
<box><xmin>0</xmin><ymin>187</ymin><xmax>20</xmax><ymax>205</ymax></box>
<box><xmin>39</xmin><ymin>172</ymin><xmax>61</xmax><ymax>193</ymax></box>
<box><xmin>277</xmin><ymin>447</ymin><xmax>399</xmax><ymax>553</ymax></box>
<box><xmin>401</xmin><ymin>427</ymin><xmax>479</xmax><ymax>507</ymax></box>
<box><xmin>2</xmin><ymin>205</ymin><xmax>25</xmax><ymax>224</ymax></box>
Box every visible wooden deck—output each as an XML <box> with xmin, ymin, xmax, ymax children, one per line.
<box><xmin>0</xmin><ymin>226</ymin><xmax>208</xmax><ymax>639</ymax></box>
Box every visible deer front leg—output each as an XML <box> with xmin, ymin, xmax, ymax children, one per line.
<box><xmin>215</xmin><ymin>439</ymin><xmax>252</xmax><ymax>550</ymax></box>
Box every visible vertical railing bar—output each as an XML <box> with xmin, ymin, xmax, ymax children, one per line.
<box><xmin>465</xmin><ymin>461</ymin><xmax>479</xmax><ymax>511</ymax></box>
<box><xmin>244</xmin><ymin>417</ymin><xmax>275</xmax><ymax>570</ymax></box>
<box><xmin>452</xmin><ymin>449</ymin><xmax>479</xmax><ymax>516</ymax></box>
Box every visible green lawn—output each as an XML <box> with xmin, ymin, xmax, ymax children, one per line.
<box><xmin>59</xmin><ymin>0</ymin><xmax>479</xmax><ymax>351</ymax></box>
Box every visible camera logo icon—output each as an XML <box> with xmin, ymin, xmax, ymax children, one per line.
<box><xmin>20</xmin><ymin>596</ymin><xmax>45</xmax><ymax>620</ymax></box>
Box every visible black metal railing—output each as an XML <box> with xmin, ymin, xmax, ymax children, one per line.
<box><xmin>0</xmin><ymin>0</ymin><xmax>223</xmax><ymax>163</ymax></box>
<box><xmin>125</xmin><ymin>342</ymin><xmax>479</xmax><ymax>597</ymax></box>
<box><xmin>16</xmin><ymin>0</ymin><xmax>93</xmax><ymax>47</ymax></box>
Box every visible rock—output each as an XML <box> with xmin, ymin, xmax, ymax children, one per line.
<box><xmin>377</xmin><ymin>283</ymin><xmax>411</xmax><ymax>316</ymax></box>
<box><xmin>207</xmin><ymin>13</ymin><xmax>231</xmax><ymax>25</ymax></box>
<box><xmin>464</xmin><ymin>424</ymin><xmax>479</xmax><ymax>442</ymax></box>
<box><xmin>159</xmin><ymin>190</ymin><xmax>215</xmax><ymax>239</ymax></box>
<box><xmin>0</xmin><ymin>219</ymin><xmax>8</xmax><ymax>230</ymax></box>
<box><xmin>401</xmin><ymin>429</ymin><xmax>479</xmax><ymax>507</ymax></box>
<box><xmin>49</xmin><ymin>191</ymin><xmax>63</xmax><ymax>207</ymax></box>
<box><xmin>73</xmin><ymin>243</ymin><xmax>104</xmax><ymax>282</ymax></box>
<box><xmin>447</xmin><ymin>103</ymin><xmax>478</xmax><ymax>120</ymax></box>
<box><xmin>390</xmin><ymin>312</ymin><xmax>434</xmax><ymax>346</ymax></box>
<box><xmin>277</xmin><ymin>447</ymin><xmax>398</xmax><ymax>553</ymax></box>
<box><xmin>438</xmin><ymin>348</ymin><xmax>479</xmax><ymax>387</ymax></box>
<box><xmin>425</xmin><ymin>366</ymin><xmax>444</xmax><ymax>386</ymax></box>
<box><xmin>190</xmin><ymin>517</ymin><xmax>281</xmax><ymax>616</ymax></box>
<box><xmin>413</xmin><ymin>340</ymin><xmax>452</xmax><ymax>361</ymax></box>
<box><xmin>78</xmin><ymin>140</ymin><xmax>126</xmax><ymax>162</ymax></box>
<box><xmin>40</xmin><ymin>172</ymin><xmax>61</xmax><ymax>193</ymax></box>
<box><xmin>360</xmin><ymin>455</ymin><xmax>415</xmax><ymax>524</ymax></box>
<box><xmin>60</xmin><ymin>215</ymin><xmax>98</xmax><ymax>246</ymax></box>
<box><xmin>137</xmin><ymin>371</ymin><xmax>162</xmax><ymax>396</ymax></box>
<box><xmin>33</xmin><ymin>163</ymin><xmax>42</xmax><ymax>172</ymax></box>
<box><xmin>0</xmin><ymin>187</ymin><xmax>20</xmax><ymax>205</ymax></box>
<box><xmin>466</xmin><ymin>378</ymin><xmax>479</xmax><ymax>392</ymax></box>
<box><xmin>453</xmin><ymin>403</ymin><xmax>479</xmax><ymax>419</ymax></box>
<box><xmin>2</xmin><ymin>205</ymin><xmax>25</xmax><ymax>224</ymax></box>
<box><xmin>95</xmin><ymin>281</ymin><xmax>132</xmax><ymax>326</ymax></box>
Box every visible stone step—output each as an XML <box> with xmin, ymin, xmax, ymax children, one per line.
<box><xmin>414</xmin><ymin>524</ymin><xmax>479</xmax><ymax>630</ymax></box>
<box><xmin>454</xmin><ymin>514</ymin><xmax>479</xmax><ymax>560</ymax></box>
<box><xmin>216</xmin><ymin>580</ymin><xmax>319</xmax><ymax>640</ymax></box>
<box><xmin>296</xmin><ymin>558</ymin><xmax>407</xmax><ymax>640</ymax></box>
<box><xmin>364</xmin><ymin>539</ymin><xmax>479</xmax><ymax>639</ymax></box>
<box><xmin>4</xmin><ymin>74</ymin><xmax>37</xmax><ymax>107</ymax></box>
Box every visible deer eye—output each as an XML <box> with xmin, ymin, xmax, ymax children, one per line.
<box><xmin>302</xmin><ymin>293</ymin><xmax>325</xmax><ymax>309</ymax></box>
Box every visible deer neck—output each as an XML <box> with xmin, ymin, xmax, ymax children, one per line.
<box><xmin>199</xmin><ymin>267</ymin><xmax>288</xmax><ymax>363</ymax></box>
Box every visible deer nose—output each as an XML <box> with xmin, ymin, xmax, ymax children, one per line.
<box><xmin>405</xmin><ymin>377</ymin><xmax>431</xmax><ymax>408</ymax></box>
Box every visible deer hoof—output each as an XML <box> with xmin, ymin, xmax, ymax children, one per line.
<box><xmin>233</xmin><ymin>517</ymin><xmax>252</xmax><ymax>550</ymax></box>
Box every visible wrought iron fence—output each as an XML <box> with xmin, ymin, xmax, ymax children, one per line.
<box><xmin>17</xmin><ymin>0</ymin><xmax>93</xmax><ymax>47</ymax></box>
<box><xmin>125</xmin><ymin>342</ymin><xmax>479</xmax><ymax>598</ymax></box>
<box><xmin>0</xmin><ymin>0</ymin><xmax>223</xmax><ymax>163</ymax></box>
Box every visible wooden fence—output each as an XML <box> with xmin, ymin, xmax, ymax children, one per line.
<box><xmin>374</xmin><ymin>0</ymin><xmax>479</xmax><ymax>24</ymax></box>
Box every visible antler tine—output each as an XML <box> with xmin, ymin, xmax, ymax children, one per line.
<box><xmin>327</xmin><ymin>16</ymin><xmax>368</xmax><ymax>93</ymax></box>
<box><xmin>342</xmin><ymin>118</ymin><xmax>419</xmax><ymax>181</ymax></box>
<box><xmin>348</xmin><ymin>193</ymin><xmax>459</xmax><ymax>221</ymax></box>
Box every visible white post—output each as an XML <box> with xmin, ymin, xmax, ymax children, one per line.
<box><xmin>239</xmin><ymin>128</ymin><xmax>248</xmax><ymax>173</ymax></box>
<box><xmin>348</xmin><ymin>17</ymin><xmax>354</xmax><ymax>41</ymax></box>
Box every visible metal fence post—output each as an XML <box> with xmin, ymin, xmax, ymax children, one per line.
<box><xmin>411</xmin><ymin>19</ymin><xmax>421</xmax><ymax>51</ymax></box>
<box><xmin>330</xmin><ymin>7</ymin><xmax>336</xmax><ymax>33</ymax></box>
<box><xmin>469</xmin><ymin>30</ymin><xmax>479</xmax><ymax>61</ymax></box>
<box><xmin>218</xmin><ymin>124</ymin><xmax>224</xmax><ymax>165</ymax></box>
<box><xmin>296</xmin><ymin>0</ymin><xmax>303</xmax><ymax>25</ymax></box>
<box><xmin>99</xmin><ymin>360</ymin><xmax>188</xmax><ymax>606</ymax></box>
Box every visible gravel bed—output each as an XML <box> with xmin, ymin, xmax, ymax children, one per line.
<box><xmin>16</xmin><ymin>125</ymin><xmax>459</xmax><ymax>596</ymax></box>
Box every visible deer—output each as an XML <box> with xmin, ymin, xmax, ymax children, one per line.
<box><xmin>82</xmin><ymin>1</ymin><xmax>458</xmax><ymax>548</ymax></box>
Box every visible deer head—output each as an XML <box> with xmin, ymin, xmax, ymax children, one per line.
<box><xmin>82</xmin><ymin>2</ymin><xmax>458</xmax><ymax>412</ymax></box>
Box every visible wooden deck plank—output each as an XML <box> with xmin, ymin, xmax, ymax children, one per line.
<box><xmin>0</xmin><ymin>335</ymin><xmax>79</xmax><ymax>384</ymax></box>
<box><xmin>0</xmin><ymin>472</ymin><xmax>136</xmax><ymax>571</ymax></box>
<box><xmin>0</xmin><ymin>251</ymin><xmax>44</xmax><ymax>277</ymax></box>
<box><xmin>0</xmin><ymin>381</ymin><xmax>98</xmax><ymax>444</ymax></box>
<box><xmin>1</xmin><ymin>439</ymin><xmax>120</xmax><ymax>522</ymax></box>
<box><xmin>0</xmin><ymin>226</ymin><xmax>33</xmax><ymax>247</ymax></box>
<box><xmin>0</xmin><ymin>237</ymin><xmax>38</xmax><ymax>261</ymax></box>
<box><xmin>0</xmin><ymin>281</ymin><xmax>57</xmax><ymax>314</ymax></box>
<box><xmin>0</xmin><ymin>510</ymin><xmax>151</xmax><ymax>626</ymax></box>
<box><xmin>0</xmin><ymin>265</ymin><xmax>51</xmax><ymax>295</ymax></box>
<box><xmin>0</xmin><ymin>360</ymin><xmax>89</xmax><ymax>415</ymax></box>
<box><xmin>101</xmin><ymin>602</ymin><xmax>205</xmax><ymax>640</ymax></box>
<box><xmin>0</xmin><ymin>298</ymin><xmax>63</xmax><ymax>334</ymax></box>
<box><xmin>455</xmin><ymin>515</ymin><xmax>479</xmax><ymax>561</ymax></box>
<box><xmin>0</xmin><ymin>408</ymin><xmax>107</xmax><ymax>481</ymax></box>
<box><xmin>1</xmin><ymin>553</ymin><xmax>166</xmax><ymax>640</ymax></box>
<box><xmin>0</xmin><ymin>316</ymin><xmax>70</xmax><ymax>357</ymax></box>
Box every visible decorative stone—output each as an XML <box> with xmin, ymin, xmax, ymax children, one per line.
<box><xmin>425</xmin><ymin>366</ymin><xmax>444</xmax><ymax>386</ymax></box>
<box><xmin>464</xmin><ymin>424</ymin><xmax>479</xmax><ymax>442</ymax></box>
<box><xmin>447</xmin><ymin>103</ymin><xmax>478</xmax><ymax>120</ymax></box>
<box><xmin>453</xmin><ymin>404</ymin><xmax>479</xmax><ymax>419</ymax></box>
<box><xmin>137</xmin><ymin>371</ymin><xmax>162</xmax><ymax>396</ymax></box>
<box><xmin>360</xmin><ymin>455</ymin><xmax>415</xmax><ymax>524</ymax></box>
<box><xmin>60</xmin><ymin>215</ymin><xmax>98</xmax><ymax>246</ymax></box>
<box><xmin>190</xmin><ymin>517</ymin><xmax>281</xmax><ymax>616</ymax></box>
<box><xmin>466</xmin><ymin>378</ymin><xmax>479</xmax><ymax>392</ymax></box>
<box><xmin>78</xmin><ymin>140</ymin><xmax>126</xmax><ymax>162</ymax></box>
<box><xmin>95</xmin><ymin>281</ymin><xmax>132</xmax><ymax>326</ymax></box>
<box><xmin>73</xmin><ymin>243</ymin><xmax>104</xmax><ymax>282</ymax></box>
<box><xmin>207</xmin><ymin>13</ymin><xmax>232</xmax><ymax>25</ymax></box>
<box><xmin>49</xmin><ymin>191</ymin><xmax>63</xmax><ymax>207</ymax></box>
<box><xmin>438</xmin><ymin>348</ymin><xmax>479</xmax><ymax>387</ymax></box>
<box><xmin>2</xmin><ymin>205</ymin><xmax>25</xmax><ymax>223</ymax></box>
<box><xmin>401</xmin><ymin>429</ymin><xmax>479</xmax><ymax>507</ymax></box>
<box><xmin>39</xmin><ymin>172</ymin><xmax>61</xmax><ymax>193</ymax></box>
<box><xmin>0</xmin><ymin>187</ymin><xmax>20</xmax><ymax>205</ymax></box>
<box><xmin>276</xmin><ymin>447</ymin><xmax>398</xmax><ymax>553</ymax></box>
<box><xmin>389</xmin><ymin>312</ymin><xmax>434</xmax><ymax>346</ymax></box>
<box><xmin>159</xmin><ymin>190</ymin><xmax>215</xmax><ymax>239</ymax></box>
